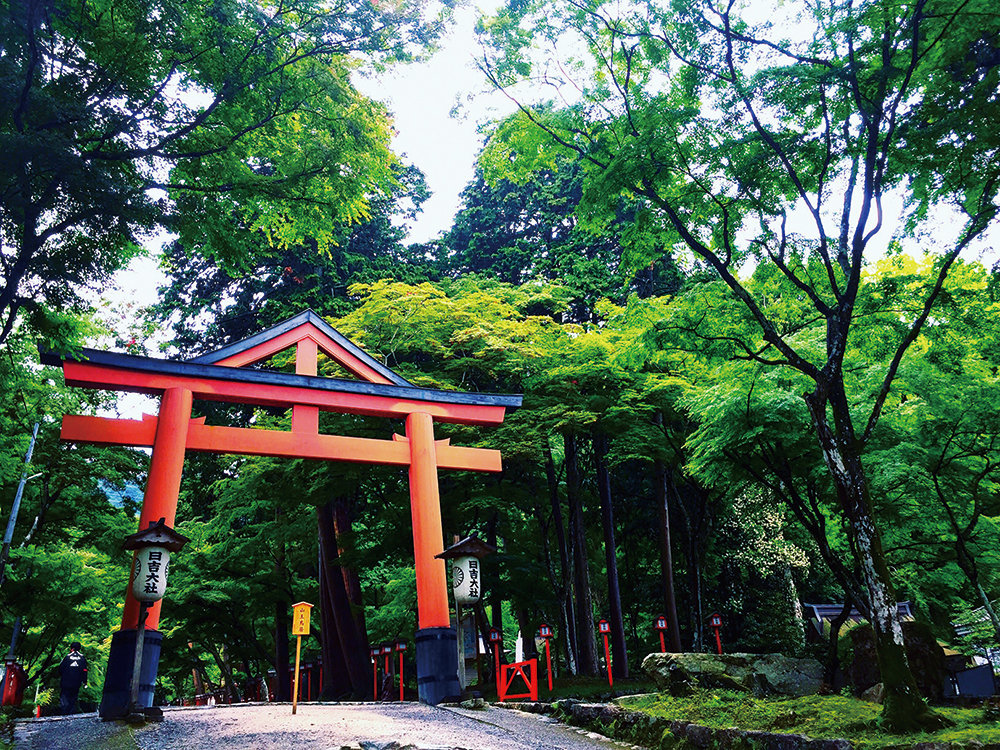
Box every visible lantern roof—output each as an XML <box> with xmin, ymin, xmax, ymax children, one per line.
<box><xmin>435</xmin><ymin>535</ymin><xmax>496</xmax><ymax>560</ymax></box>
<box><xmin>123</xmin><ymin>518</ymin><xmax>190</xmax><ymax>552</ymax></box>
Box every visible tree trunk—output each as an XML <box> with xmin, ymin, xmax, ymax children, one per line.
<box><xmin>805</xmin><ymin>387</ymin><xmax>942</xmax><ymax>732</ymax></box>
<box><xmin>545</xmin><ymin>442</ymin><xmax>578</xmax><ymax>675</ymax></box>
<box><xmin>566</xmin><ymin>432</ymin><xmax>598</xmax><ymax>676</ymax></box>
<box><xmin>654</xmin><ymin>449</ymin><xmax>683</xmax><ymax>651</ymax></box>
<box><xmin>594</xmin><ymin>432</ymin><xmax>628</xmax><ymax>679</ymax></box>
<box><xmin>274</xmin><ymin>599</ymin><xmax>291</xmax><ymax>701</ymax></box>
<box><xmin>318</xmin><ymin>524</ymin><xmax>353</xmax><ymax>699</ymax></box>
<box><xmin>516</xmin><ymin>606</ymin><xmax>538</xmax><ymax>661</ymax></box>
<box><xmin>331</xmin><ymin>496</ymin><xmax>368</xmax><ymax>637</ymax></box>
<box><xmin>785</xmin><ymin>566</ymin><xmax>806</xmax><ymax>651</ymax></box>
<box><xmin>318</xmin><ymin>500</ymin><xmax>372</xmax><ymax>698</ymax></box>
<box><xmin>826</xmin><ymin>595</ymin><xmax>854</xmax><ymax>687</ymax></box>
<box><xmin>487</xmin><ymin>514</ymin><xmax>504</xmax><ymax>636</ymax></box>
<box><xmin>676</xmin><ymin>487</ymin><xmax>704</xmax><ymax>651</ymax></box>
<box><xmin>208</xmin><ymin>644</ymin><xmax>237</xmax><ymax>703</ymax></box>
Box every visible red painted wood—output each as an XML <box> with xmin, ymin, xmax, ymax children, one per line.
<box><xmin>211</xmin><ymin>323</ymin><xmax>396</xmax><ymax>385</ymax></box>
<box><xmin>62</xmin><ymin>361</ymin><xmax>508</xmax><ymax>425</ymax></box>
<box><xmin>122</xmin><ymin>388</ymin><xmax>192</xmax><ymax>630</ymax></box>
<box><xmin>407</xmin><ymin>413</ymin><xmax>450</xmax><ymax>629</ymax></box>
<box><xmin>292</xmin><ymin>338</ymin><xmax>320</xmax><ymax>433</ymax></box>
<box><xmin>61</xmin><ymin>415</ymin><xmax>503</xmax><ymax>472</ymax></box>
<box><xmin>498</xmin><ymin>659</ymin><xmax>537</xmax><ymax>702</ymax></box>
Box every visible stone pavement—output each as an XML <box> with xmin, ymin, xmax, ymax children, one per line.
<box><xmin>12</xmin><ymin>702</ymin><xmax>644</xmax><ymax>750</ymax></box>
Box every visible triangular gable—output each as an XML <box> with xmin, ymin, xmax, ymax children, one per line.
<box><xmin>189</xmin><ymin>310</ymin><xmax>412</xmax><ymax>387</ymax></box>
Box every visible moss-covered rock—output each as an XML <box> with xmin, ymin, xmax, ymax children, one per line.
<box><xmin>642</xmin><ymin>653</ymin><xmax>824</xmax><ymax>698</ymax></box>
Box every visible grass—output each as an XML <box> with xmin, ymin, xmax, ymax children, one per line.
<box><xmin>615</xmin><ymin>691</ymin><xmax>1000</xmax><ymax>749</ymax></box>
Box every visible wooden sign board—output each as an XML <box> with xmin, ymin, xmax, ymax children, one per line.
<box><xmin>292</xmin><ymin>601</ymin><xmax>313</xmax><ymax>636</ymax></box>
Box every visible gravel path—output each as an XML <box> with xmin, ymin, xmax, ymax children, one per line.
<box><xmin>13</xmin><ymin>702</ymin><xmax>641</xmax><ymax>750</ymax></box>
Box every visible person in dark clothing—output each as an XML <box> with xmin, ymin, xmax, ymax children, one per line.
<box><xmin>58</xmin><ymin>642</ymin><xmax>88</xmax><ymax>714</ymax></box>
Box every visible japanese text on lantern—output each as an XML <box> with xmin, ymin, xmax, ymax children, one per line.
<box><xmin>468</xmin><ymin>558</ymin><xmax>479</xmax><ymax>599</ymax></box>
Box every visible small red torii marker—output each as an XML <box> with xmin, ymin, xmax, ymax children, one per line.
<box><xmin>42</xmin><ymin>310</ymin><xmax>521</xmax><ymax>713</ymax></box>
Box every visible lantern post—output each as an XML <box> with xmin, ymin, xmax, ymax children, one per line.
<box><xmin>654</xmin><ymin>615</ymin><xmax>669</xmax><ymax>653</ymax></box>
<box><xmin>435</xmin><ymin>536</ymin><xmax>495</xmax><ymax>691</ymax></box>
<box><xmin>382</xmin><ymin>642</ymin><xmax>393</xmax><ymax>682</ymax></box>
<box><xmin>598</xmin><ymin>619</ymin><xmax>612</xmax><ymax>688</ymax></box>
<box><xmin>395</xmin><ymin>639</ymin><xmax>407</xmax><ymax>701</ymax></box>
<box><xmin>709</xmin><ymin>612</ymin><xmax>723</xmax><ymax>655</ymax></box>
<box><xmin>488</xmin><ymin>628</ymin><xmax>502</xmax><ymax>696</ymax></box>
<box><xmin>538</xmin><ymin>623</ymin><xmax>553</xmax><ymax>692</ymax></box>
<box><xmin>119</xmin><ymin>518</ymin><xmax>188</xmax><ymax>723</ymax></box>
<box><xmin>370</xmin><ymin>646</ymin><xmax>380</xmax><ymax>700</ymax></box>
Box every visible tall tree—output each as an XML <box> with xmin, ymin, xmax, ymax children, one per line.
<box><xmin>0</xmin><ymin>0</ymin><xmax>443</xmax><ymax>345</ymax></box>
<box><xmin>477</xmin><ymin>0</ymin><xmax>1000</xmax><ymax>731</ymax></box>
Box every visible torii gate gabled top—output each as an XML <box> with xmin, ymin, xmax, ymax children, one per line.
<box><xmin>41</xmin><ymin>310</ymin><xmax>521</xmax><ymax>670</ymax></box>
<box><xmin>42</xmin><ymin>309</ymin><xmax>521</xmax><ymax>429</ymax></box>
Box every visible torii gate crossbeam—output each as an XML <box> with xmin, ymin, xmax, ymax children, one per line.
<box><xmin>41</xmin><ymin>310</ymin><xmax>521</xmax><ymax>713</ymax></box>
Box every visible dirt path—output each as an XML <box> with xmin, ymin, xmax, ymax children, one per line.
<box><xmin>13</xmin><ymin>702</ymin><xmax>643</xmax><ymax>750</ymax></box>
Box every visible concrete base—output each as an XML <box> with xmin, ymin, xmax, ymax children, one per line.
<box><xmin>99</xmin><ymin>628</ymin><xmax>162</xmax><ymax>719</ymax></box>
<box><xmin>414</xmin><ymin>627</ymin><xmax>461</xmax><ymax>705</ymax></box>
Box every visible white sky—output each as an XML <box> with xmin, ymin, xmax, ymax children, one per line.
<box><xmin>354</xmin><ymin>3</ymin><xmax>511</xmax><ymax>244</ymax></box>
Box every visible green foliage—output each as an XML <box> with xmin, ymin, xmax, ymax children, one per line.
<box><xmin>621</xmin><ymin>690</ymin><xmax>1000</xmax><ymax>748</ymax></box>
<box><xmin>0</xmin><ymin>0</ymin><xmax>446</xmax><ymax>344</ymax></box>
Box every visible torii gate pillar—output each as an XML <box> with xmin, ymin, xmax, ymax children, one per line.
<box><xmin>407</xmin><ymin>411</ymin><xmax>461</xmax><ymax>703</ymax></box>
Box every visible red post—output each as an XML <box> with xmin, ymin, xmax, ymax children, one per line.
<box><xmin>399</xmin><ymin>652</ymin><xmax>404</xmax><ymax>702</ymax></box>
<box><xmin>489</xmin><ymin>628</ymin><xmax>502</xmax><ymax>696</ymax></box>
<box><xmin>406</xmin><ymin>412</ymin><xmax>450</xmax><ymax>629</ymax></box>
<box><xmin>654</xmin><ymin>615</ymin><xmax>669</xmax><ymax>654</ymax></box>
<box><xmin>708</xmin><ymin>612</ymin><xmax>723</xmax><ymax>655</ymax></box>
<box><xmin>372</xmin><ymin>652</ymin><xmax>378</xmax><ymax>700</ymax></box>
<box><xmin>538</xmin><ymin>623</ymin><xmax>553</xmax><ymax>692</ymax></box>
<box><xmin>598</xmin><ymin>619</ymin><xmax>612</xmax><ymax>687</ymax></box>
<box><xmin>603</xmin><ymin>634</ymin><xmax>612</xmax><ymax>687</ymax></box>
<box><xmin>544</xmin><ymin>638</ymin><xmax>552</xmax><ymax>692</ymax></box>
<box><xmin>122</xmin><ymin>387</ymin><xmax>192</xmax><ymax>630</ymax></box>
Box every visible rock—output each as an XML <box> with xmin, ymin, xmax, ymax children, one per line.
<box><xmin>902</xmin><ymin>621</ymin><xmax>947</xmax><ymax>703</ymax></box>
<box><xmin>849</xmin><ymin>627</ymin><xmax>880</xmax><ymax>695</ymax></box>
<box><xmin>860</xmin><ymin>682</ymin><xmax>883</xmax><ymax>704</ymax></box>
<box><xmin>848</xmin><ymin>622</ymin><xmax>946</xmax><ymax>701</ymax></box>
<box><xmin>642</xmin><ymin>652</ymin><xmax>824</xmax><ymax>697</ymax></box>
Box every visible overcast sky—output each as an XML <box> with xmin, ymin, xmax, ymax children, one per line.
<box><xmin>355</xmin><ymin>3</ymin><xmax>511</xmax><ymax>244</ymax></box>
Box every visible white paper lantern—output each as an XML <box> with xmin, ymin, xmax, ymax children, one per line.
<box><xmin>451</xmin><ymin>555</ymin><xmax>481</xmax><ymax>603</ymax></box>
<box><xmin>131</xmin><ymin>546</ymin><xmax>171</xmax><ymax>602</ymax></box>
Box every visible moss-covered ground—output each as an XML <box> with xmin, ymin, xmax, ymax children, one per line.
<box><xmin>616</xmin><ymin>691</ymin><xmax>1000</xmax><ymax>749</ymax></box>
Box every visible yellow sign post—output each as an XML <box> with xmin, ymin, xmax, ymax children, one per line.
<box><xmin>291</xmin><ymin>601</ymin><xmax>313</xmax><ymax>714</ymax></box>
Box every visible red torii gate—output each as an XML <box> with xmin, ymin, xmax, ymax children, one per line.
<box><xmin>41</xmin><ymin>310</ymin><xmax>521</xmax><ymax>712</ymax></box>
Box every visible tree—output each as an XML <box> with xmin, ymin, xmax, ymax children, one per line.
<box><xmin>149</xmin><ymin>164</ymin><xmax>435</xmax><ymax>356</ymax></box>
<box><xmin>477</xmin><ymin>0</ymin><xmax>1000</xmax><ymax>731</ymax></box>
<box><xmin>444</xmin><ymin>158</ymin><xmax>683</xmax><ymax>321</ymax></box>
<box><xmin>0</xmin><ymin>0</ymin><xmax>445</xmax><ymax>345</ymax></box>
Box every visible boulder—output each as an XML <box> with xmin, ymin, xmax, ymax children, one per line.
<box><xmin>847</xmin><ymin>622</ymin><xmax>946</xmax><ymax>701</ymax></box>
<box><xmin>642</xmin><ymin>652</ymin><xmax>824</xmax><ymax>697</ymax></box>
<box><xmin>860</xmin><ymin>682</ymin><xmax>884</xmax><ymax>704</ymax></box>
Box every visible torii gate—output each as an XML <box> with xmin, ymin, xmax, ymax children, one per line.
<box><xmin>41</xmin><ymin>310</ymin><xmax>521</xmax><ymax>712</ymax></box>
